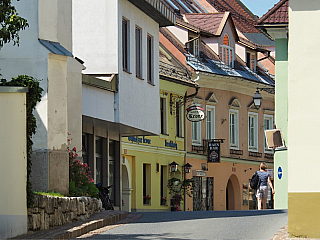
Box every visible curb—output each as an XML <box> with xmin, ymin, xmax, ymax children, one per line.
<box><xmin>14</xmin><ymin>211</ymin><xmax>129</xmax><ymax>239</ymax></box>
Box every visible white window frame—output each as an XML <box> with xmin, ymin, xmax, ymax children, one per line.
<box><xmin>264</xmin><ymin>114</ymin><xmax>274</xmax><ymax>152</ymax></box>
<box><xmin>160</xmin><ymin>96</ymin><xmax>168</xmax><ymax>135</ymax></box>
<box><xmin>206</xmin><ymin>105</ymin><xmax>215</xmax><ymax>140</ymax></box>
<box><xmin>248</xmin><ymin>112</ymin><xmax>258</xmax><ymax>152</ymax></box>
<box><xmin>229</xmin><ymin>109</ymin><xmax>239</xmax><ymax>149</ymax></box>
<box><xmin>192</xmin><ymin>121</ymin><xmax>201</xmax><ymax>146</ymax></box>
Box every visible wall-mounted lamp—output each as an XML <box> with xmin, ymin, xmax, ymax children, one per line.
<box><xmin>252</xmin><ymin>87</ymin><xmax>275</xmax><ymax>108</ymax></box>
<box><xmin>244</xmin><ymin>168</ymin><xmax>252</xmax><ymax>172</ymax></box>
<box><xmin>183</xmin><ymin>163</ymin><xmax>193</xmax><ymax>173</ymax></box>
<box><xmin>221</xmin><ymin>118</ymin><xmax>227</xmax><ymax>124</ymax></box>
<box><xmin>169</xmin><ymin>161</ymin><xmax>179</xmax><ymax>173</ymax></box>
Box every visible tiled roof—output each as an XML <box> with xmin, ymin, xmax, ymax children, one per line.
<box><xmin>206</xmin><ymin>0</ymin><xmax>260</xmax><ymax>33</ymax></box>
<box><xmin>184</xmin><ymin>13</ymin><xmax>226</xmax><ymax>35</ymax></box>
<box><xmin>258</xmin><ymin>0</ymin><xmax>288</xmax><ymax>24</ymax></box>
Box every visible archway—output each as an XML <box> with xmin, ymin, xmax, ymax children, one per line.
<box><xmin>226</xmin><ymin>174</ymin><xmax>241</xmax><ymax>210</ymax></box>
<box><xmin>121</xmin><ymin>157</ymin><xmax>132</xmax><ymax>212</ymax></box>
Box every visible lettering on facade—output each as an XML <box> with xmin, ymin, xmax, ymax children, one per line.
<box><xmin>186</xmin><ymin>104</ymin><xmax>205</xmax><ymax>122</ymax></box>
<box><xmin>165</xmin><ymin>140</ymin><xmax>177</xmax><ymax>149</ymax></box>
<box><xmin>192</xmin><ymin>170</ymin><xmax>207</xmax><ymax>177</ymax></box>
<box><xmin>128</xmin><ymin>136</ymin><xmax>151</xmax><ymax>144</ymax></box>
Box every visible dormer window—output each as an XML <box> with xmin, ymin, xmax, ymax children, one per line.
<box><xmin>246</xmin><ymin>52</ymin><xmax>256</xmax><ymax>72</ymax></box>
<box><xmin>219</xmin><ymin>34</ymin><xmax>234</xmax><ymax>68</ymax></box>
<box><xmin>187</xmin><ymin>34</ymin><xmax>200</xmax><ymax>58</ymax></box>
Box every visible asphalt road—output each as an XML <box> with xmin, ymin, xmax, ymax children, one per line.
<box><xmin>81</xmin><ymin>209</ymin><xmax>288</xmax><ymax>240</ymax></box>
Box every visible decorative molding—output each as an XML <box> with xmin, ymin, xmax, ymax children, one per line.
<box><xmin>206</xmin><ymin>92</ymin><xmax>218</xmax><ymax>104</ymax></box>
<box><xmin>229</xmin><ymin>98</ymin><xmax>241</xmax><ymax>109</ymax></box>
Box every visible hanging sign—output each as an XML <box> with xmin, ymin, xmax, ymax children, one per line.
<box><xmin>186</xmin><ymin>104</ymin><xmax>205</xmax><ymax>122</ymax></box>
<box><xmin>207</xmin><ymin>141</ymin><xmax>220</xmax><ymax>163</ymax></box>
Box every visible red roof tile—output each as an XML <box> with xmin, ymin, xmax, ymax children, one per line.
<box><xmin>184</xmin><ymin>13</ymin><xmax>225</xmax><ymax>35</ymax></box>
<box><xmin>258</xmin><ymin>0</ymin><xmax>288</xmax><ymax>24</ymax></box>
<box><xmin>206</xmin><ymin>0</ymin><xmax>260</xmax><ymax>33</ymax></box>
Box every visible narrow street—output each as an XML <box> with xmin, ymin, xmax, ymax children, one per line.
<box><xmin>77</xmin><ymin>210</ymin><xmax>288</xmax><ymax>240</ymax></box>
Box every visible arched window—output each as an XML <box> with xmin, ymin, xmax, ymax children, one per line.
<box><xmin>219</xmin><ymin>34</ymin><xmax>234</xmax><ymax>68</ymax></box>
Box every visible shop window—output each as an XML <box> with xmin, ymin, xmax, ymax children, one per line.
<box><xmin>143</xmin><ymin>163</ymin><xmax>151</xmax><ymax>204</ymax></box>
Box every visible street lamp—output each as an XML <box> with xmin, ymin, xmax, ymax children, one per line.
<box><xmin>169</xmin><ymin>161</ymin><xmax>179</xmax><ymax>172</ymax></box>
<box><xmin>253</xmin><ymin>89</ymin><xmax>262</xmax><ymax>108</ymax></box>
<box><xmin>183</xmin><ymin>163</ymin><xmax>192</xmax><ymax>173</ymax></box>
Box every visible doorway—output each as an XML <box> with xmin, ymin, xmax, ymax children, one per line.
<box><xmin>226</xmin><ymin>174</ymin><xmax>241</xmax><ymax>210</ymax></box>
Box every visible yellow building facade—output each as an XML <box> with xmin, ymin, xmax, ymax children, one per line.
<box><xmin>122</xmin><ymin>67</ymin><xmax>197</xmax><ymax>212</ymax></box>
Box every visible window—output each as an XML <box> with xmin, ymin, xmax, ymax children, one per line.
<box><xmin>160</xmin><ymin>97</ymin><xmax>168</xmax><ymax>135</ymax></box>
<box><xmin>143</xmin><ymin>164</ymin><xmax>151</xmax><ymax>204</ymax></box>
<box><xmin>95</xmin><ymin>137</ymin><xmax>103</xmax><ymax>184</ymax></box>
<box><xmin>109</xmin><ymin>140</ymin><xmax>115</xmax><ymax>203</ymax></box>
<box><xmin>160</xmin><ymin>165</ymin><xmax>167</xmax><ymax>205</ymax></box>
<box><xmin>122</xmin><ymin>18</ymin><xmax>130</xmax><ymax>72</ymax></box>
<box><xmin>206</xmin><ymin>105</ymin><xmax>215</xmax><ymax>140</ymax></box>
<box><xmin>189</xmin><ymin>37</ymin><xmax>200</xmax><ymax>58</ymax></box>
<box><xmin>219</xmin><ymin>34</ymin><xmax>234</xmax><ymax>68</ymax></box>
<box><xmin>176</xmin><ymin>101</ymin><xmax>184</xmax><ymax>137</ymax></box>
<box><xmin>264</xmin><ymin>114</ymin><xmax>274</xmax><ymax>151</ymax></box>
<box><xmin>246</xmin><ymin>52</ymin><xmax>256</xmax><ymax>72</ymax></box>
<box><xmin>135</xmin><ymin>26</ymin><xmax>142</xmax><ymax>78</ymax></box>
<box><xmin>229</xmin><ymin>109</ymin><xmax>239</xmax><ymax>149</ymax></box>
<box><xmin>192</xmin><ymin>121</ymin><xmax>201</xmax><ymax>145</ymax></box>
<box><xmin>147</xmin><ymin>34</ymin><xmax>153</xmax><ymax>84</ymax></box>
<box><xmin>248</xmin><ymin>112</ymin><xmax>258</xmax><ymax>151</ymax></box>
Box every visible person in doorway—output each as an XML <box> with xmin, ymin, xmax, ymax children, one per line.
<box><xmin>256</xmin><ymin>162</ymin><xmax>275</xmax><ymax>210</ymax></box>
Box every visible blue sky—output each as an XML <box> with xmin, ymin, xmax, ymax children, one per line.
<box><xmin>241</xmin><ymin>0</ymin><xmax>279</xmax><ymax>17</ymax></box>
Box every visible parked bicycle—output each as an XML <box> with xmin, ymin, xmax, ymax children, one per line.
<box><xmin>96</xmin><ymin>183</ymin><xmax>114</xmax><ymax>210</ymax></box>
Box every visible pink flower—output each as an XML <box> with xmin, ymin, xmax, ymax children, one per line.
<box><xmin>73</xmin><ymin>147</ymin><xmax>76</xmax><ymax>152</ymax></box>
<box><xmin>68</xmin><ymin>132</ymin><xmax>71</xmax><ymax>135</ymax></box>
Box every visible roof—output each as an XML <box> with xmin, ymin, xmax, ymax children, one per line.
<box><xmin>183</xmin><ymin>13</ymin><xmax>225</xmax><ymax>35</ymax></box>
<box><xmin>206</xmin><ymin>0</ymin><xmax>260</xmax><ymax>33</ymax></box>
<box><xmin>258</xmin><ymin>0</ymin><xmax>289</xmax><ymax>25</ymax></box>
<box><xmin>39</xmin><ymin>39</ymin><xmax>73</xmax><ymax>57</ymax></box>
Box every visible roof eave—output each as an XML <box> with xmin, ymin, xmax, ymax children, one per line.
<box><xmin>127</xmin><ymin>0</ymin><xmax>176</xmax><ymax>27</ymax></box>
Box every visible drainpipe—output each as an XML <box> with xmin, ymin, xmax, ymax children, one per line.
<box><xmin>183</xmin><ymin>72</ymin><xmax>200</xmax><ymax>211</ymax></box>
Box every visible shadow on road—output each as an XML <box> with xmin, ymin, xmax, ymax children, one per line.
<box><xmin>129</xmin><ymin>209</ymin><xmax>288</xmax><ymax>224</ymax></box>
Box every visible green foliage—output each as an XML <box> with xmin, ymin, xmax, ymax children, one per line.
<box><xmin>0</xmin><ymin>75</ymin><xmax>43</xmax><ymax>208</ymax></box>
<box><xmin>167</xmin><ymin>177</ymin><xmax>194</xmax><ymax>200</ymax></box>
<box><xmin>0</xmin><ymin>0</ymin><xmax>29</xmax><ymax>48</ymax></box>
<box><xmin>34</xmin><ymin>191</ymin><xmax>65</xmax><ymax>198</ymax></box>
<box><xmin>68</xmin><ymin>147</ymin><xmax>98</xmax><ymax>198</ymax></box>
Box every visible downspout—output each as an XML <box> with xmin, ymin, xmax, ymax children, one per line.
<box><xmin>183</xmin><ymin>72</ymin><xmax>200</xmax><ymax>211</ymax></box>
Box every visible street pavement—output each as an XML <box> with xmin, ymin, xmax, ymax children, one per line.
<box><xmin>77</xmin><ymin>210</ymin><xmax>288</xmax><ymax>240</ymax></box>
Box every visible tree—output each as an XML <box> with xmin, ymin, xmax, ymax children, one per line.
<box><xmin>0</xmin><ymin>0</ymin><xmax>28</xmax><ymax>48</ymax></box>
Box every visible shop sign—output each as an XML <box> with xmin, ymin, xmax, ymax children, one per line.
<box><xmin>128</xmin><ymin>136</ymin><xmax>151</xmax><ymax>144</ymax></box>
<box><xmin>165</xmin><ymin>140</ymin><xmax>177</xmax><ymax>149</ymax></box>
<box><xmin>192</xmin><ymin>170</ymin><xmax>207</xmax><ymax>177</ymax></box>
<box><xmin>186</xmin><ymin>104</ymin><xmax>205</xmax><ymax>122</ymax></box>
<box><xmin>207</xmin><ymin>141</ymin><xmax>220</xmax><ymax>163</ymax></box>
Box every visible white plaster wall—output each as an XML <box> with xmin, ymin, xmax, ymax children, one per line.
<box><xmin>235</xmin><ymin>43</ymin><xmax>246</xmax><ymax>62</ymax></box>
<box><xmin>72</xmin><ymin>0</ymin><xmax>118</xmax><ymax>74</ymax></box>
<box><xmin>117</xmin><ymin>0</ymin><xmax>160</xmax><ymax>135</ymax></box>
<box><xmin>82</xmin><ymin>85</ymin><xmax>115</xmax><ymax>122</ymax></box>
<box><xmin>67</xmin><ymin>58</ymin><xmax>84</xmax><ymax>155</ymax></box>
<box><xmin>166</xmin><ymin>25</ymin><xmax>189</xmax><ymax>44</ymax></box>
<box><xmin>0</xmin><ymin>91</ymin><xmax>27</xmax><ymax>239</ymax></box>
<box><xmin>219</xmin><ymin>22</ymin><xmax>236</xmax><ymax>47</ymax></box>
<box><xmin>47</xmin><ymin>54</ymin><xmax>68</xmax><ymax>150</ymax></box>
<box><xmin>288</xmin><ymin>1</ymin><xmax>320</xmax><ymax>192</ymax></box>
<box><xmin>0</xmin><ymin>0</ymin><xmax>50</xmax><ymax>150</ymax></box>
<box><xmin>203</xmin><ymin>37</ymin><xmax>219</xmax><ymax>55</ymax></box>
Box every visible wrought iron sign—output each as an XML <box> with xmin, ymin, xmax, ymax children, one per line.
<box><xmin>207</xmin><ymin>141</ymin><xmax>220</xmax><ymax>163</ymax></box>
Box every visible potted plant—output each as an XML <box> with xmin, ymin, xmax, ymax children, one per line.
<box><xmin>171</xmin><ymin>194</ymin><xmax>183</xmax><ymax>211</ymax></box>
<box><xmin>143</xmin><ymin>195</ymin><xmax>151</xmax><ymax>204</ymax></box>
<box><xmin>161</xmin><ymin>196</ymin><xmax>167</xmax><ymax>205</ymax></box>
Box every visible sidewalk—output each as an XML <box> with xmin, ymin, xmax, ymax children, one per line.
<box><xmin>13</xmin><ymin>210</ymin><xmax>129</xmax><ymax>239</ymax></box>
<box><xmin>271</xmin><ymin>225</ymin><xmax>320</xmax><ymax>240</ymax></box>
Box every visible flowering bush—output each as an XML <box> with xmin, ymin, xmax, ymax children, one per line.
<box><xmin>69</xmin><ymin>146</ymin><xmax>98</xmax><ymax>198</ymax></box>
<box><xmin>161</xmin><ymin>196</ymin><xmax>166</xmax><ymax>200</ymax></box>
<box><xmin>144</xmin><ymin>195</ymin><xmax>151</xmax><ymax>200</ymax></box>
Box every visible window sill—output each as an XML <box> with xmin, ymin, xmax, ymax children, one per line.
<box><xmin>160</xmin><ymin>134</ymin><xmax>169</xmax><ymax>139</ymax></box>
<box><xmin>123</xmin><ymin>69</ymin><xmax>132</xmax><ymax>74</ymax></box>
<box><xmin>192</xmin><ymin>142</ymin><xmax>202</xmax><ymax>146</ymax></box>
<box><xmin>148</xmin><ymin>81</ymin><xmax>155</xmax><ymax>86</ymax></box>
<box><xmin>248</xmin><ymin>148</ymin><xmax>258</xmax><ymax>152</ymax></box>
<box><xmin>136</xmin><ymin>75</ymin><xmax>144</xmax><ymax>81</ymax></box>
<box><xmin>175</xmin><ymin>136</ymin><xmax>184</xmax><ymax>142</ymax></box>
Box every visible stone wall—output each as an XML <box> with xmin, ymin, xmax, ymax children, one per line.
<box><xmin>28</xmin><ymin>195</ymin><xmax>102</xmax><ymax>231</ymax></box>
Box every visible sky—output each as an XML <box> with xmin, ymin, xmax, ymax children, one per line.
<box><xmin>241</xmin><ymin>0</ymin><xmax>280</xmax><ymax>17</ymax></box>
